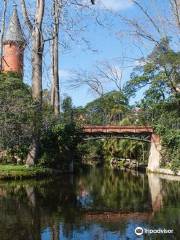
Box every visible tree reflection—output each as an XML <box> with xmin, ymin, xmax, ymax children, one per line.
<box><xmin>76</xmin><ymin>168</ymin><xmax>151</xmax><ymax>212</ymax></box>
<box><xmin>0</xmin><ymin>170</ymin><xmax>179</xmax><ymax>239</ymax></box>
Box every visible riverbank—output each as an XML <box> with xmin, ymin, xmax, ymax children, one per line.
<box><xmin>0</xmin><ymin>165</ymin><xmax>61</xmax><ymax>180</ymax></box>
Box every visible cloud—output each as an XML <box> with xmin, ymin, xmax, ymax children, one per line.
<box><xmin>96</xmin><ymin>0</ymin><xmax>133</xmax><ymax>12</ymax></box>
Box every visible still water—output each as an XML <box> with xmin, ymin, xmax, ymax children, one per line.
<box><xmin>0</xmin><ymin>168</ymin><xmax>179</xmax><ymax>240</ymax></box>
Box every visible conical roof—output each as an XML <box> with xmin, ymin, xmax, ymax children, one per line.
<box><xmin>4</xmin><ymin>6</ymin><xmax>25</xmax><ymax>44</ymax></box>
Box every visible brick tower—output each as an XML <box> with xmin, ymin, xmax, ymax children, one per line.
<box><xmin>2</xmin><ymin>5</ymin><xmax>25</xmax><ymax>75</ymax></box>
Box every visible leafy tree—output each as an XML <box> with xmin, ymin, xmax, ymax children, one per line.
<box><xmin>84</xmin><ymin>91</ymin><xmax>129</xmax><ymax>125</ymax></box>
<box><xmin>125</xmin><ymin>39</ymin><xmax>180</xmax><ymax>98</ymax></box>
<box><xmin>0</xmin><ymin>73</ymin><xmax>34</xmax><ymax>162</ymax></box>
<box><xmin>40</xmin><ymin>121</ymin><xmax>83</xmax><ymax>170</ymax></box>
<box><xmin>124</xmin><ymin>40</ymin><xmax>180</xmax><ymax>170</ymax></box>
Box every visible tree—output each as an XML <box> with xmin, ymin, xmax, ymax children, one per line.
<box><xmin>124</xmin><ymin>39</ymin><xmax>180</xmax><ymax>98</ymax></box>
<box><xmin>0</xmin><ymin>73</ymin><xmax>34</xmax><ymax>162</ymax></box>
<box><xmin>62</xmin><ymin>96</ymin><xmax>73</xmax><ymax>124</ymax></box>
<box><xmin>20</xmin><ymin>0</ymin><xmax>45</xmax><ymax>166</ymax></box>
<box><xmin>124</xmin><ymin>39</ymin><xmax>180</xmax><ymax>170</ymax></box>
<box><xmin>50</xmin><ymin>0</ymin><xmax>97</xmax><ymax>115</ymax></box>
<box><xmin>84</xmin><ymin>91</ymin><xmax>129</xmax><ymax>125</ymax></box>
<box><xmin>50</xmin><ymin>0</ymin><xmax>61</xmax><ymax>116</ymax></box>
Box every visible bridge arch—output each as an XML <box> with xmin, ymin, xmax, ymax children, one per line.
<box><xmin>83</xmin><ymin>125</ymin><xmax>161</xmax><ymax>171</ymax></box>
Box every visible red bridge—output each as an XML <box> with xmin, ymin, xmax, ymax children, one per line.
<box><xmin>83</xmin><ymin>125</ymin><xmax>153</xmax><ymax>134</ymax></box>
<box><xmin>83</xmin><ymin>125</ymin><xmax>154</xmax><ymax>142</ymax></box>
<box><xmin>83</xmin><ymin>125</ymin><xmax>161</xmax><ymax>172</ymax></box>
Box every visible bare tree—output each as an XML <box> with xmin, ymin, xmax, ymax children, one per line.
<box><xmin>70</xmin><ymin>69</ymin><xmax>105</xmax><ymax>97</ymax></box>
<box><xmin>0</xmin><ymin>0</ymin><xmax>7</xmax><ymax>70</ymax></box>
<box><xmin>20</xmin><ymin>0</ymin><xmax>45</xmax><ymax>166</ymax></box>
<box><xmin>96</xmin><ymin>62</ymin><xmax>123</xmax><ymax>91</ymax></box>
<box><xmin>50</xmin><ymin>0</ymin><xmax>97</xmax><ymax>115</ymax></box>
<box><xmin>69</xmin><ymin>61</ymin><xmax>124</xmax><ymax>97</ymax></box>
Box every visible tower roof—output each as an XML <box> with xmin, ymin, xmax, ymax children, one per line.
<box><xmin>4</xmin><ymin>6</ymin><xmax>25</xmax><ymax>44</ymax></box>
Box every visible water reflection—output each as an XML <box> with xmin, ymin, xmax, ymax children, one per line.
<box><xmin>148</xmin><ymin>173</ymin><xmax>163</xmax><ymax>213</ymax></box>
<box><xmin>0</xmin><ymin>168</ymin><xmax>179</xmax><ymax>239</ymax></box>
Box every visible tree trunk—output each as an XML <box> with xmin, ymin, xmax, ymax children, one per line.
<box><xmin>51</xmin><ymin>0</ymin><xmax>60</xmax><ymax>115</ymax></box>
<box><xmin>0</xmin><ymin>0</ymin><xmax>7</xmax><ymax>70</ymax></box>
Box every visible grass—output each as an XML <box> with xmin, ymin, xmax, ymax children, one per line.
<box><xmin>0</xmin><ymin>164</ymin><xmax>59</xmax><ymax>180</ymax></box>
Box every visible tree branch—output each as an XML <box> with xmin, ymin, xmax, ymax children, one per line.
<box><xmin>133</xmin><ymin>0</ymin><xmax>161</xmax><ymax>34</ymax></box>
<box><xmin>20</xmin><ymin>0</ymin><xmax>33</xmax><ymax>32</ymax></box>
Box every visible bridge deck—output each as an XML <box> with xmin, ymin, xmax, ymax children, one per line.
<box><xmin>83</xmin><ymin>125</ymin><xmax>153</xmax><ymax>134</ymax></box>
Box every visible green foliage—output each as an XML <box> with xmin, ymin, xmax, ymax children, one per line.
<box><xmin>140</xmin><ymin>94</ymin><xmax>180</xmax><ymax>171</ymax></box>
<box><xmin>81</xmin><ymin>133</ymin><xmax>149</xmax><ymax>167</ymax></box>
<box><xmin>61</xmin><ymin>96</ymin><xmax>74</xmax><ymax>124</ymax></box>
<box><xmin>40</xmin><ymin>121</ymin><xmax>83</xmax><ymax>169</ymax></box>
<box><xmin>155</xmin><ymin>111</ymin><xmax>180</xmax><ymax>171</ymax></box>
<box><xmin>0</xmin><ymin>73</ymin><xmax>34</xmax><ymax>162</ymax></box>
<box><xmin>79</xmin><ymin>140</ymin><xmax>104</xmax><ymax>165</ymax></box>
<box><xmin>84</xmin><ymin>91</ymin><xmax>129</xmax><ymax>124</ymax></box>
<box><xmin>102</xmin><ymin>139</ymin><xmax>149</xmax><ymax>166</ymax></box>
<box><xmin>0</xmin><ymin>164</ymin><xmax>57</xmax><ymax>180</ymax></box>
<box><xmin>39</xmin><ymin>96</ymin><xmax>83</xmax><ymax>169</ymax></box>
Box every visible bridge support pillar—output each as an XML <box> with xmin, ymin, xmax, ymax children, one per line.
<box><xmin>148</xmin><ymin>134</ymin><xmax>161</xmax><ymax>172</ymax></box>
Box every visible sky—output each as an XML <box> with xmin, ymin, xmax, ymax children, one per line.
<box><xmin>2</xmin><ymin>0</ymin><xmax>178</xmax><ymax>107</ymax></box>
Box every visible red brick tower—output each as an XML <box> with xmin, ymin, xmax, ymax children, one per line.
<box><xmin>2</xmin><ymin>6</ymin><xmax>25</xmax><ymax>75</ymax></box>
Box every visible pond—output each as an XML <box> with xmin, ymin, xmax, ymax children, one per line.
<box><xmin>0</xmin><ymin>168</ymin><xmax>179</xmax><ymax>240</ymax></box>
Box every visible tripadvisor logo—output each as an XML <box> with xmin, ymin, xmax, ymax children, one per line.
<box><xmin>135</xmin><ymin>226</ymin><xmax>174</xmax><ymax>236</ymax></box>
<box><xmin>135</xmin><ymin>227</ymin><xmax>144</xmax><ymax>236</ymax></box>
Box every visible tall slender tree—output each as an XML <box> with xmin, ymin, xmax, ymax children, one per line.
<box><xmin>51</xmin><ymin>0</ymin><xmax>61</xmax><ymax>115</ymax></box>
<box><xmin>50</xmin><ymin>0</ymin><xmax>96</xmax><ymax>115</ymax></box>
<box><xmin>20</xmin><ymin>0</ymin><xmax>45</xmax><ymax>165</ymax></box>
